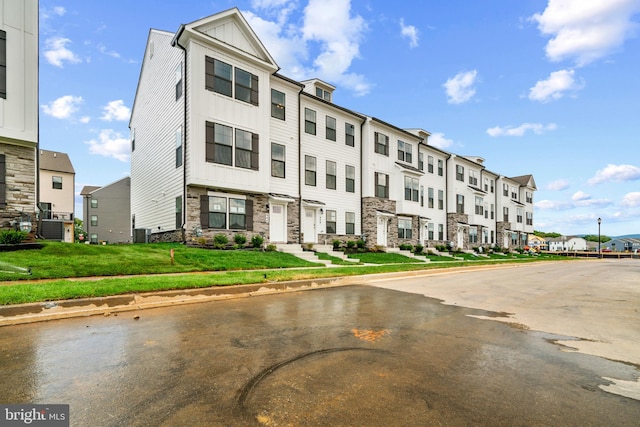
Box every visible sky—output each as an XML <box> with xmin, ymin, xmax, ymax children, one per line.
<box><xmin>38</xmin><ymin>0</ymin><xmax>640</xmax><ymax>237</ymax></box>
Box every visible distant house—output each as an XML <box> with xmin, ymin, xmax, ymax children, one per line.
<box><xmin>81</xmin><ymin>177</ymin><xmax>131</xmax><ymax>244</ymax></box>
<box><xmin>548</xmin><ymin>236</ymin><xmax>587</xmax><ymax>252</ymax></box>
<box><xmin>0</xmin><ymin>0</ymin><xmax>39</xmax><ymax>232</ymax></box>
<box><xmin>39</xmin><ymin>150</ymin><xmax>75</xmax><ymax>242</ymax></box>
<box><xmin>527</xmin><ymin>234</ymin><xmax>547</xmax><ymax>251</ymax></box>
<box><xmin>602</xmin><ymin>237</ymin><xmax>640</xmax><ymax>253</ymax></box>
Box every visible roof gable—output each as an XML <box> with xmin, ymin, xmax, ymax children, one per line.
<box><xmin>511</xmin><ymin>174</ymin><xmax>537</xmax><ymax>190</ymax></box>
<box><xmin>184</xmin><ymin>8</ymin><xmax>278</xmax><ymax>71</ymax></box>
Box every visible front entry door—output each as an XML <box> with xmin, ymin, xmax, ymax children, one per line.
<box><xmin>269</xmin><ymin>203</ymin><xmax>286</xmax><ymax>243</ymax></box>
<box><xmin>303</xmin><ymin>208</ymin><xmax>317</xmax><ymax>243</ymax></box>
<box><xmin>377</xmin><ymin>216</ymin><xmax>388</xmax><ymax>247</ymax></box>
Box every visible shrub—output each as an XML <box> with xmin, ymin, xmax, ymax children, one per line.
<box><xmin>265</xmin><ymin>244</ymin><xmax>277</xmax><ymax>252</ymax></box>
<box><xmin>234</xmin><ymin>233</ymin><xmax>247</xmax><ymax>246</ymax></box>
<box><xmin>251</xmin><ymin>234</ymin><xmax>264</xmax><ymax>249</ymax></box>
<box><xmin>213</xmin><ymin>234</ymin><xmax>228</xmax><ymax>249</ymax></box>
<box><xmin>356</xmin><ymin>239</ymin><xmax>366</xmax><ymax>249</ymax></box>
<box><xmin>346</xmin><ymin>240</ymin><xmax>355</xmax><ymax>249</ymax></box>
<box><xmin>0</xmin><ymin>230</ymin><xmax>28</xmax><ymax>245</ymax></box>
<box><xmin>399</xmin><ymin>243</ymin><xmax>413</xmax><ymax>251</ymax></box>
<box><xmin>332</xmin><ymin>239</ymin><xmax>341</xmax><ymax>250</ymax></box>
<box><xmin>197</xmin><ymin>237</ymin><xmax>207</xmax><ymax>246</ymax></box>
<box><xmin>414</xmin><ymin>244</ymin><xmax>424</xmax><ymax>254</ymax></box>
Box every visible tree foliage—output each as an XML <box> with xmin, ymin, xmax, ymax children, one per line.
<box><xmin>583</xmin><ymin>234</ymin><xmax>610</xmax><ymax>243</ymax></box>
<box><xmin>533</xmin><ymin>230</ymin><xmax>561</xmax><ymax>238</ymax></box>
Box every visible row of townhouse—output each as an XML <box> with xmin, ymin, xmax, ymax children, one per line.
<box><xmin>130</xmin><ymin>8</ymin><xmax>536</xmax><ymax>251</ymax></box>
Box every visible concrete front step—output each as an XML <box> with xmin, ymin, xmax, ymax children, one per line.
<box><xmin>274</xmin><ymin>244</ymin><xmax>332</xmax><ymax>266</ymax></box>
<box><xmin>386</xmin><ymin>247</ymin><xmax>429</xmax><ymax>262</ymax></box>
<box><xmin>313</xmin><ymin>245</ymin><xmax>360</xmax><ymax>263</ymax></box>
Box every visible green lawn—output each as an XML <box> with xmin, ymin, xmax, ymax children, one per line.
<box><xmin>0</xmin><ymin>242</ymin><xmax>569</xmax><ymax>305</ymax></box>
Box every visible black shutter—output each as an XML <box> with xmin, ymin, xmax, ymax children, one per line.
<box><xmin>205</xmin><ymin>56</ymin><xmax>214</xmax><ymax>91</ymax></box>
<box><xmin>250</xmin><ymin>74</ymin><xmax>259</xmax><ymax>106</ymax></box>
<box><xmin>251</xmin><ymin>133</ymin><xmax>259</xmax><ymax>170</ymax></box>
<box><xmin>200</xmin><ymin>195</ymin><xmax>209</xmax><ymax>228</ymax></box>
<box><xmin>205</xmin><ymin>122</ymin><xmax>215</xmax><ymax>163</ymax></box>
<box><xmin>245</xmin><ymin>199</ymin><xmax>253</xmax><ymax>231</ymax></box>
<box><xmin>0</xmin><ymin>154</ymin><xmax>6</xmax><ymax>206</ymax></box>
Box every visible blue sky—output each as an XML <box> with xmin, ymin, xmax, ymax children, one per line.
<box><xmin>39</xmin><ymin>0</ymin><xmax>640</xmax><ymax>237</ymax></box>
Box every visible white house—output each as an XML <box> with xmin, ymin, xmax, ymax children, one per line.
<box><xmin>130</xmin><ymin>8</ymin><xmax>537</xmax><ymax>251</ymax></box>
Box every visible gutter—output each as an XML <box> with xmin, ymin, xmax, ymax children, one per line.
<box><xmin>297</xmin><ymin>85</ymin><xmax>304</xmax><ymax>244</ymax></box>
<box><xmin>172</xmin><ymin>25</ymin><xmax>188</xmax><ymax>242</ymax></box>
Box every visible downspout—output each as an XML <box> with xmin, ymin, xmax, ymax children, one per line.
<box><xmin>35</xmin><ymin>8</ymin><xmax>41</xmax><ymax>238</ymax></box>
<box><xmin>172</xmin><ymin>25</ymin><xmax>188</xmax><ymax>243</ymax></box>
<box><xmin>297</xmin><ymin>86</ymin><xmax>304</xmax><ymax>244</ymax></box>
<box><xmin>359</xmin><ymin>116</ymin><xmax>367</xmax><ymax>243</ymax></box>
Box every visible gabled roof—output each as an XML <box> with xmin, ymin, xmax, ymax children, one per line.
<box><xmin>177</xmin><ymin>7</ymin><xmax>278</xmax><ymax>72</ymax></box>
<box><xmin>80</xmin><ymin>186</ymin><xmax>100</xmax><ymax>196</ymax></box>
<box><xmin>39</xmin><ymin>150</ymin><xmax>75</xmax><ymax>174</ymax></box>
<box><xmin>511</xmin><ymin>174</ymin><xmax>537</xmax><ymax>190</ymax></box>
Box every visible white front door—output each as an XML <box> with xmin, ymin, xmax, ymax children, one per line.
<box><xmin>457</xmin><ymin>226</ymin><xmax>464</xmax><ymax>249</ymax></box>
<box><xmin>303</xmin><ymin>208</ymin><xmax>317</xmax><ymax>243</ymax></box>
<box><xmin>269</xmin><ymin>203</ymin><xmax>287</xmax><ymax>243</ymax></box>
<box><xmin>377</xmin><ymin>216</ymin><xmax>388</xmax><ymax>247</ymax></box>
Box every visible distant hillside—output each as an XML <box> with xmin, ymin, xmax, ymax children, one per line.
<box><xmin>615</xmin><ymin>234</ymin><xmax>640</xmax><ymax>239</ymax></box>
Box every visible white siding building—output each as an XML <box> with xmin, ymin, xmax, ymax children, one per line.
<box><xmin>130</xmin><ymin>8</ymin><xmax>537</xmax><ymax>251</ymax></box>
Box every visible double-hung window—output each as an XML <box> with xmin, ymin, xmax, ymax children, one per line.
<box><xmin>305</xmin><ymin>108</ymin><xmax>316</xmax><ymax>135</ymax></box>
<box><xmin>438</xmin><ymin>224</ymin><xmax>444</xmax><ymax>240</ymax></box>
<box><xmin>475</xmin><ymin>197</ymin><xmax>484</xmax><ymax>215</ymax></box>
<box><xmin>456</xmin><ymin>194</ymin><xmax>464</xmax><ymax>214</ymax></box>
<box><xmin>271</xmin><ymin>143</ymin><xmax>285</xmax><ymax>178</ymax></box>
<box><xmin>469</xmin><ymin>170</ymin><xmax>478</xmax><ymax>186</ymax></box>
<box><xmin>503</xmin><ymin>207</ymin><xmax>509</xmax><ymax>222</ymax></box>
<box><xmin>205</xmin><ymin>57</ymin><xmax>232</xmax><ymax>97</ymax></box>
<box><xmin>271</xmin><ymin>89</ymin><xmax>285</xmax><ymax>120</ymax></box>
<box><xmin>438</xmin><ymin>159</ymin><xmax>443</xmax><ymax>176</ymax></box>
<box><xmin>375</xmin><ymin>132</ymin><xmax>389</xmax><ymax>156</ymax></box>
<box><xmin>398</xmin><ymin>141</ymin><xmax>412</xmax><ymax>163</ymax></box>
<box><xmin>428</xmin><ymin>223</ymin><xmax>434</xmax><ymax>240</ymax></box>
<box><xmin>235</xmin><ymin>68</ymin><xmax>259</xmax><ymax>105</ymax></box>
<box><xmin>326</xmin><ymin>116</ymin><xmax>336</xmax><ymax>141</ymax></box>
<box><xmin>326</xmin><ymin>160</ymin><xmax>337</xmax><ymax>190</ymax></box>
<box><xmin>345</xmin><ymin>123</ymin><xmax>355</xmax><ymax>147</ymax></box>
<box><xmin>305</xmin><ymin>156</ymin><xmax>316</xmax><ymax>186</ymax></box>
<box><xmin>345</xmin><ymin>165</ymin><xmax>355</xmax><ymax>193</ymax></box>
<box><xmin>90</xmin><ymin>199</ymin><xmax>98</xmax><ymax>208</ymax></box>
<box><xmin>398</xmin><ymin>218</ymin><xmax>412</xmax><ymax>239</ymax></box>
<box><xmin>175</xmin><ymin>62</ymin><xmax>183</xmax><ymax>100</ymax></box>
<box><xmin>418</xmin><ymin>152</ymin><xmax>424</xmax><ymax>171</ymax></box>
<box><xmin>517</xmin><ymin>208</ymin><xmax>523</xmax><ymax>224</ymax></box>
<box><xmin>175</xmin><ymin>126</ymin><xmax>182</xmax><ymax>167</ymax></box>
<box><xmin>428</xmin><ymin>156</ymin><xmax>434</xmax><ymax>173</ymax></box>
<box><xmin>90</xmin><ymin>215</ymin><xmax>98</xmax><ymax>226</ymax></box>
<box><xmin>456</xmin><ymin>165</ymin><xmax>464</xmax><ymax>181</ymax></box>
<box><xmin>345</xmin><ymin>212</ymin><xmax>355</xmax><ymax>235</ymax></box>
<box><xmin>326</xmin><ymin>210</ymin><xmax>336</xmax><ymax>234</ymax></box>
<box><xmin>375</xmin><ymin>173</ymin><xmax>389</xmax><ymax>198</ymax></box>
<box><xmin>428</xmin><ymin>187</ymin><xmax>434</xmax><ymax>208</ymax></box>
<box><xmin>201</xmin><ymin>195</ymin><xmax>252</xmax><ymax>231</ymax></box>
<box><xmin>404</xmin><ymin>176</ymin><xmax>419</xmax><ymax>202</ymax></box>
<box><xmin>438</xmin><ymin>190</ymin><xmax>444</xmax><ymax>210</ymax></box>
<box><xmin>205</xmin><ymin>122</ymin><xmax>258</xmax><ymax>169</ymax></box>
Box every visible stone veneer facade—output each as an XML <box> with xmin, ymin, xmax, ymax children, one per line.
<box><xmin>447</xmin><ymin>212</ymin><xmax>469</xmax><ymax>249</ymax></box>
<box><xmin>181</xmin><ymin>186</ymin><xmax>305</xmax><ymax>245</ymax></box>
<box><xmin>362</xmin><ymin>197</ymin><xmax>397</xmax><ymax>249</ymax></box>
<box><xmin>1</xmin><ymin>144</ymin><xmax>37</xmax><ymax>231</ymax></box>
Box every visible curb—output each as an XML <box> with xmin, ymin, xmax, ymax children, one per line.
<box><xmin>0</xmin><ymin>277</ymin><xmax>345</xmax><ymax>327</ymax></box>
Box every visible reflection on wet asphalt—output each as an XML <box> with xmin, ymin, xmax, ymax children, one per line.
<box><xmin>1</xmin><ymin>286</ymin><xmax>639</xmax><ymax>426</ymax></box>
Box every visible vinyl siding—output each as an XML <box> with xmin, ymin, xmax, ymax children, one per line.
<box><xmin>130</xmin><ymin>30</ymin><xmax>184</xmax><ymax>234</ymax></box>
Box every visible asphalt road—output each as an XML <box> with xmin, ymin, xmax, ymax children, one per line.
<box><xmin>1</xmin><ymin>260</ymin><xmax>639</xmax><ymax>426</ymax></box>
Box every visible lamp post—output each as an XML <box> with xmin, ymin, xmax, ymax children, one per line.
<box><xmin>597</xmin><ymin>217</ymin><xmax>601</xmax><ymax>258</ymax></box>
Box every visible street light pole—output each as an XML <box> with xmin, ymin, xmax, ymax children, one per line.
<box><xmin>597</xmin><ymin>217</ymin><xmax>601</xmax><ymax>259</ymax></box>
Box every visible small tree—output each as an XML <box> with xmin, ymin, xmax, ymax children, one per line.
<box><xmin>234</xmin><ymin>233</ymin><xmax>247</xmax><ymax>247</ymax></box>
<box><xmin>251</xmin><ymin>234</ymin><xmax>264</xmax><ymax>249</ymax></box>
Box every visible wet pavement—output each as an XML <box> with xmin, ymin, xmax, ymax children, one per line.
<box><xmin>1</xmin><ymin>270</ymin><xmax>640</xmax><ymax>426</ymax></box>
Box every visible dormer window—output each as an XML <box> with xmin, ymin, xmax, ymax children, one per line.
<box><xmin>315</xmin><ymin>87</ymin><xmax>331</xmax><ymax>102</ymax></box>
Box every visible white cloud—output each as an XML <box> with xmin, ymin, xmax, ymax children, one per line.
<box><xmin>536</xmin><ymin>197</ymin><xmax>611</xmax><ymax>210</ymax></box>
<box><xmin>244</xmin><ymin>0</ymin><xmax>370</xmax><ymax>96</ymax></box>
<box><xmin>53</xmin><ymin>6</ymin><xmax>66</xmax><ymax>16</ymax></box>
<box><xmin>545</xmin><ymin>179</ymin><xmax>570</xmax><ymax>191</ymax></box>
<box><xmin>535</xmin><ymin>199</ymin><xmax>570</xmax><ymax>210</ymax></box>
<box><xmin>588</xmin><ymin>164</ymin><xmax>640</xmax><ymax>185</ymax></box>
<box><xmin>487</xmin><ymin>122</ymin><xmax>557</xmax><ymax>137</ymax></box>
<box><xmin>85</xmin><ymin>130</ymin><xmax>130</xmax><ymax>162</ymax></box>
<box><xmin>428</xmin><ymin>132</ymin><xmax>454</xmax><ymax>149</ymax></box>
<box><xmin>528</xmin><ymin>69</ymin><xmax>584</xmax><ymax>102</ymax></box>
<box><xmin>443</xmin><ymin>70</ymin><xmax>478</xmax><ymax>104</ymax></box>
<box><xmin>43</xmin><ymin>37</ymin><xmax>81</xmax><ymax>67</ymax></box>
<box><xmin>621</xmin><ymin>192</ymin><xmax>640</xmax><ymax>207</ymax></box>
<box><xmin>572</xmin><ymin>191</ymin><xmax>590</xmax><ymax>201</ymax></box>
<box><xmin>80</xmin><ymin>116</ymin><xmax>91</xmax><ymax>124</ymax></box>
<box><xmin>400</xmin><ymin>19</ymin><xmax>419</xmax><ymax>48</ymax></box>
<box><xmin>41</xmin><ymin>95</ymin><xmax>83</xmax><ymax>119</ymax></box>
<box><xmin>101</xmin><ymin>100</ymin><xmax>131</xmax><ymax>122</ymax></box>
<box><xmin>530</xmin><ymin>0</ymin><xmax>640</xmax><ymax>66</ymax></box>
<box><xmin>97</xmin><ymin>44</ymin><xmax>121</xmax><ymax>59</ymax></box>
